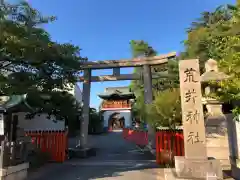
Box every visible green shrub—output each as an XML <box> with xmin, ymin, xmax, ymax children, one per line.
<box><xmin>146</xmin><ymin>88</ymin><xmax>182</xmax><ymax>129</ymax></box>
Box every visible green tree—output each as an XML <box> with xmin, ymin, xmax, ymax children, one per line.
<box><xmin>181</xmin><ymin>4</ymin><xmax>236</xmax><ymax>71</ymax></box>
<box><xmin>146</xmin><ymin>88</ymin><xmax>181</xmax><ymax>129</ymax></box>
<box><xmin>182</xmin><ymin>1</ymin><xmax>240</xmax><ymax>116</ymax></box>
<box><xmin>0</xmin><ymin>1</ymin><xmax>86</xmax><ymax>119</ymax></box>
<box><xmin>129</xmin><ymin>40</ymin><xmax>156</xmax><ymax>122</ymax></box>
<box><xmin>88</xmin><ymin>108</ymin><xmax>102</xmax><ymax>134</ymax></box>
<box><xmin>129</xmin><ymin>40</ymin><xmax>180</xmax><ymax>128</ymax></box>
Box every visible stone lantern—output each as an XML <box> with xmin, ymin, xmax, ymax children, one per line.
<box><xmin>200</xmin><ymin>59</ymin><xmax>231</xmax><ymax>165</ymax></box>
<box><xmin>201</xmin><ymin>59</ymin><xmax>229</xmax><ymax>116</ymax></box>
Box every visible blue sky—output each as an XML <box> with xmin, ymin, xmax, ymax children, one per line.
<box><xmin>26</xmin><ymin>0</ymin><xmax>235</xmax><ymax>109</ymax></box>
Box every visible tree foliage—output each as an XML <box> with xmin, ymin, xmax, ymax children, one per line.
<box><xmin>129</xmin><ymin>1</ymin><xmax>240</xmax><ymax>126</ymax></box>
<box><xmin>88</xmin><ymin>108</ymin><xmax>102</xmax><ymax>134</ymax></box>
<box><xmin>0</xmin><ymin>1</ymin><xmax>86</xmax><ymax>119</ymax></box>
<box><xmin>129</xmin><ymin>40</ymin><xmax>181</xmax><ymax>128</ymax></box>
<box><xmin>146</xmin><ymin>89</ymin><xmax>181</xmax><ymax>128</ymax></box>
<box><xmin>182</xmin><ymin>1</ymin><xmax>240</xmax><ymax>115</ymax></box>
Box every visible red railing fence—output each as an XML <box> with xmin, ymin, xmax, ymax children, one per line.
<box><xmin>25</xmin><ymin>130</ymin><xmax>68</xmax><ymax>163</ymax></box>
<box><xmin>156</xmin><ymin>129</ymin><xmax>184</xmax><ymax>164</ymax></box>
<box><xmin>122</xmin><ymin>128</ymin><xmax>148</xmax><ymax>146</ymax></box>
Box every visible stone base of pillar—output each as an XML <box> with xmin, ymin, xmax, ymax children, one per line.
<box><xmin>1</xmin><ymin>163</ymin><xmax>29</xmax><ymax>180</ymax></box>
<box><xmin>229</xmin><ymin>156</ymin><xmax>240</xmax><ymax>167</ymax></box>
<box><xmin>231</xmin><ymin>164</ymin><xmax>240</xmax><ymax>180</ymax></box>
<box><xmin>230</xmin><ymin>157</ymin><xmax>240</xmax><ymax>179</ymax></box>
<box><xmin>164</xmin><ymin>156</ymin><xmax>223</xmax><ymax>179</ymax></box>
<box><xmin>68</xmin><ymin>148</ymin><xmax>96</xmax><ymax>159</ymax></box>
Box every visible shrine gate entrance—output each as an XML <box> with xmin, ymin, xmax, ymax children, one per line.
<box><xmin>108</xmin><ymin>112</ymin><xmax>125</xmax><ymax>131</ymax></box>
<box><xmin>78</xmin><ymin>52</ymin><xmax>176</xmax><ymax>149</ymax></box>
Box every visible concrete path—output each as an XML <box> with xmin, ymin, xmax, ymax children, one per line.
<box><xmin>27</xmin><ymin>132</ymin><xmax>165</xmax><ymax>180</ymax></box>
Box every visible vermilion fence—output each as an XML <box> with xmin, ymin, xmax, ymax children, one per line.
<box><xmin>156</xmin><ymin>129</ymin><xmax>184</xmax><ymax>164</ymax></box>
<box><xmin>122</xmin><ymin>128</ymin><xmax>184</xmax><ymax>164</ymax></box>
<box><xmin>122</xmin><ymin>128</ymin><xmax>148</xmax><ymax>146</ymax></box>
<box><xmin>25</xmin><ymin>130</ymin><xmax>68</xmax><ymax>163</ymax></box>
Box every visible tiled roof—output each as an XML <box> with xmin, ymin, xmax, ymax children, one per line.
<box><xmin>98</xmin><ymin>86</ymin><xmax>135</xmax><ymax>99</ymax></box>
<box><xmin>0</xmin><ymin>94</ymin><xmax>33</xmax><ymax>111</ymax></box>
<box><xmin>104</xmin><ymin>86</ymin><xmax>132</xmax><ymax>94</ymax></box>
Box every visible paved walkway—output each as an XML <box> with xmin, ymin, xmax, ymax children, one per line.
<box><xmin>28</xmin><ymin>132</ymin><xmax>165</xmax><ymax>180</ymax></box>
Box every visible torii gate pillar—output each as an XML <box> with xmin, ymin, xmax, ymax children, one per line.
<box><xmin>143</xmin><ymin>65</ymin><xmax>153</xmax><ymax>103</ymax></box>
<box><xmin>143</xmin><ymin>65</ymin><xmax>155</xmax><ymax>148</ymax></box>
<box><xmin>80</xmin><ymin>69</ymin><xmax>91</xmax><ymax>149</ymax></box>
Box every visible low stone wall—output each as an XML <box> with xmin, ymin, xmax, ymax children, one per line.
<box><xmin>0</xmin><ymin>163</ymin><xmax>29</xmax><ymax>180</ymax></box>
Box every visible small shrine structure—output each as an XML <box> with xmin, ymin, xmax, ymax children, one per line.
<box><xmin>98</xmin><ymin>87</ymin><xmax>135</xmax><ymax>132</ymax></box>
<box><xmin>0</xmin><ymin>94</ymin><xmax>65</xmax><ymax>138</ymax></box>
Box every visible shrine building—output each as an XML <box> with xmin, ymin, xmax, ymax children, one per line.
<box><xmin>98</xmin><ymin>87</ymin><xmax>135</xmax><ymax>132</ymax></box>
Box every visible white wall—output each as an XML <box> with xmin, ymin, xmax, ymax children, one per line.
<box><xmin>103</xmin><ymin>110</ymin><xmax>132</xmax><ymax>128</ymax></box>
<box><xmin>74</xmin><ymin>84</ymin><xmax>82</xmax><ymax>104</ymax></box>
<box><xmin>13</xmin><ymin>112</ymin><xmax>65</xmax><ymax>131</ymax></box>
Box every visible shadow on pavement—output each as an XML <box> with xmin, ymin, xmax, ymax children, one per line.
<box><xmin>28</xmin><ymin>157</ymin><xmax>164</xmax><ymax>180</ymax></box>
<box><xmin>27</xmin><ymin>132</ymin><xmax>165</xmax><ymax>180</ymax></box>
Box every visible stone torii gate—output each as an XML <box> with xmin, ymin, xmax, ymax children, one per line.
<box><xmin>78</xmin><ymin>52</ymin><xmax>176</xmax><ymax>150</ymax></box>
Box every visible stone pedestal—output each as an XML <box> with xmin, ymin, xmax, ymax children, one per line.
<box><xmin>165</xmin><ymin>157</ymin><xmax>222</xmax><ymax>179</ymax></box>
<box><xmin>230</xmin><ymin>158</ymin><xmax>240</xmax><ymax>179</ymax></box>
<box><xmin>170</xmin><ymin>156</ymin><xmax>222</xmax><ymax>179</ymax></box>
<box><xmin>0</xmin><ymin>163</ymin><xmax>29</xmax><ymax>180</ymax></box>
<box><xmin>68</xmin><ymin>147</ymin><xmax>96</xmax><ymax>159</ymax></box>
<box><xmin>205</xmin><ymin>115</ymin><xmax>230</xmax><ymax>168</ymax></box>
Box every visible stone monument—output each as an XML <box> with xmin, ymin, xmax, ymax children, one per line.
<box><xmin>201</xmin><ymin>59</ymin><xmax>230</xmax><ymax>168</ymax></box>
<box><xmin>165</xmin><ymin>59</ymin><xmax>223</xmax><ymax>179</ymax></box>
